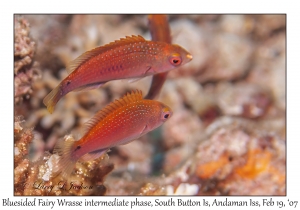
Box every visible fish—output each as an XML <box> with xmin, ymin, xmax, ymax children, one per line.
<box><xmin>145</xmin><ymin>14</ymin><xmax>173</xmax><ymax>100</ymax></box>
<box><xmin>52</xmin><ymin>90</ymin><xmax>173</xmax><ymax>178</ymax></box>
<box><xmin>148</xmin><ymin>14</ymin><xmax>172</xmax><ymax>43</ymax></box>
<box><xmin>43</xmin><ymin>35</ymin><xmax>192</xmax><ymax>113</ymax></box>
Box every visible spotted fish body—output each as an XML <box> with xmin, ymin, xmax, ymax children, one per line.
<box><xmin>146</xmin><ymin>14</ymin><xmax>172</xmax><ymax>99</ymax></box>
<box><xmin>43</xmin><ymin>35</ymin><xmax>192</xmax><ymax>113</ymax></box>
<box><xmin>53</xmin><ymin>90</ymin><xmax>172</xmax><ymax>178</ymax></box>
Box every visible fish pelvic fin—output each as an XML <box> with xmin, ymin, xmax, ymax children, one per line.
<box><xmin>79</xmin><ymin>148</ymin><xmax>107</xmax><ymax>162</ymax></box>
<box><xmin>43</xmin><ymin>85</ymin><xmax>61</xmax><ymax>114</ymax></box>
<box><xmin>73</xmin><ymin>82</ymin><xmax>106</xmax><ymax>92</ymax></box>
<box><xmin>52</xmin><ymin>136</ymin><xmax>77</xmax><ymax>179</ymax></box>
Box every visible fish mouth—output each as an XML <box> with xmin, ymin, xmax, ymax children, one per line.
<box><xmin>186</xmin><ymin>54</ymin><xmax>193</xmax><ymax>60</ymax></box>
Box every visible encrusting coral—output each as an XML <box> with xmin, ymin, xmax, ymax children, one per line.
<box><xmin>14</xmin><ymin>17</ymin><xmax>41</xmax><ymax>106</ymax></box>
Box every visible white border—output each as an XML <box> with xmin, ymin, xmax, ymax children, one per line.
<box><xmin>2</xmin><ymin>0</ymin><xmax>298</xmax><ymax>209</ymax></box>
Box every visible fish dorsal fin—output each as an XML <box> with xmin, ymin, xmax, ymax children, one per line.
<box><xmin>82</xmin><ymin>90</ymin><xmax>143</xmax><ymax>135</ymax></box>
<box><xmin>66</xmin><ymin>35</ymin><xmax>146</xmax><ymax>74</ymax></box>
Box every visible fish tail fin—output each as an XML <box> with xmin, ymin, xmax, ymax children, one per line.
<box><xmin>43</xmin><ymin>85</ymin><xmax>61</xmax><ymax>114</ymax></box>
<box><xmin>52</xmin><ymin>136</ymin><xmax>77</xmax><ymax>179</ymax></box>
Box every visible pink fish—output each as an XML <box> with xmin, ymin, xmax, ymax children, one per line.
<box><xmin>53</xmin><ymin>90</ymin><xmax>173</xmax><ymax>178</ymax></box>
<box><xmin>43</xmin><ymin>35</ymin><xmax>192</xmax><ymax>113</ymax></box>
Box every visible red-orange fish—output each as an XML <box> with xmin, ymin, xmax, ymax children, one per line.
<box><xmin>43</xmin><ymin>35</ymin><xmax>192</xmax><ymax>113</ymax></box>
<box><xmin>148</xmin><ymin>14</ymin><xmax>172</xmax><ymax>43</ymax></box>
<box><xmin>53</xmin><ymin>90</ymin><xmax>172</xmax><ymax>178</ymax></box>
<box><xmin>146</xmin><ymin>15</ymin><xmax>172</xmax><ymax>99</ymax></box>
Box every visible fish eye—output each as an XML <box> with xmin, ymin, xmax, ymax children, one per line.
<box><xmin>169</xmin><ymin>53</ymin><xmax>182</xmax><ymax>66</ymax></box>
<box><xmin>161</xmin><ymin>109</ymin><xmax>172</xmax><ymax>121</ymax></box>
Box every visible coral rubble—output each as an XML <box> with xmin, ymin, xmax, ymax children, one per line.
<box><xmin>14</xmin><ymin>17</ymin><xmax>40</xmax><ymax>106</ymax></box>
<box><xmin>14</xmin><ymin>118</ymin><xmax>114</xmax><ymax>195</ymax></box>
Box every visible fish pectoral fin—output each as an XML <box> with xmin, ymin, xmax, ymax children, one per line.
<box><xmin>120</xmin><ymin>125</ymin><xmax>148</xmax><ymax>145</ymax></box>
<box><xmin>79</xmin><ymin>148</ymin><xmax>107</xmax><ymax>162</ymax></box>
<box><xmin>73</xmin><ymin>82</ymin><xmax>106</xmax><ymax>92</ymax></box>
<box><xmin>119</xmin><ymin>125</ymin><xmax>148</xmax><ymax>146</ymax></box>
<box><xmin>145</xmin><ymin>66</ymin><xmax>152</xmax><ymax>75</ymax></box>
<box><xmin>140</xmin><ymin>124</ymin><xmax>148</xmax><ymax>135</ymax></box>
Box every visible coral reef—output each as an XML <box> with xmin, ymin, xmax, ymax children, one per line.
<box><xmin>14</xmin><ymin>14</ymin><xmax>285</xmax><ymax>195</ymax></box>
<box><xmin>135</xmin><ymin>117</ymin><xmax>285</xmax><ymax>196</ymax></box>
<box><xmin>14</xmin><ymin>17</ymin><xmax>41</xmax><ymax>107</ymax></box>
<box><xmin>14</xmin><ymin>117</ymin><xmax>114</xmax><ymax>195</ymax></box>
<box><xmin>193</xmin><ymin>118</ymin><xmax>285</xmax><ymax>195</ymax></box>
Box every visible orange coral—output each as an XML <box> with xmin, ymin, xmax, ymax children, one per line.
<box><xmin>235</xmin><ymin>149</ymin><xmax>271</xmax><ymax>179</ymax></box>
<box><xmin>196</xmin><ymin>154</ymin><xmax>229</xmax><ymax>179</ymax></box>
<box><xmin>235</xmin><ymin>148</ymin><xmax>285</xmax><ymax>184</ymax></box>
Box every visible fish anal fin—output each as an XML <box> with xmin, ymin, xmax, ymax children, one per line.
<box><xmin>79</xmin><ymin>148</ymin><xmax>107</xmax><ymax>162</ymax></box>
<box><xmin>66</xmin><ymin>35</ymin><xmax>146</xmax><ymax>74</ymax></box>
<box><xmin>73</xmin><ymin>82</ymin><xmax>106</xmax><ymax>92</ymax></box>
<box><xmin>82</xmin><ymin>90</ymin><xmax>143</xmax><ymax>135</ymax></box>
